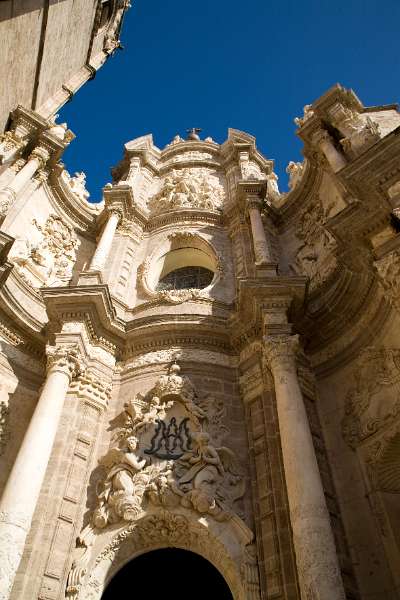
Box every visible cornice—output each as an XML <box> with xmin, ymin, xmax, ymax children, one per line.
<box><xmin>0</xmin><ymin>269</ymin><xmax>47</xmax><ymax>335</ymax></box>
<box><xmin>103</xmin><ymin>184</ymin><xmax>148</xmax><ymax>227</ymax></box>
<box><xmin>123</xmin><ymin>317</ymin><xmax>232</xmax><ymax>359</ymax></box>
<box><xmin>276</xmin><ymin>159</ymin><xmax>322</xmax><ymax>228</ymax></box>
<box><xmin>49</xmin><ymin>165</ymin><xmax>99</xmax><ymax>233</ymax></box>
<box><xmin>338</xmin><ymin>125</ymin><xmax>400</xmax><ymax>195</ymax></box>
<box><xmin>145</xmin><ymin>209</ymin><xmax>223</xmax><ymax>231</ymax></box>
<box><xmin>41</xmin><ymin>285</ymin><xmax>125</xmax><ymax>350</ymax></box>
<box><xmin>231</xmin><ymin>275</ymin><xmax>307</xmax><ymax>350</ymax></box>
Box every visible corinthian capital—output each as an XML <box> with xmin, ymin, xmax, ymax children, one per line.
<box><xmin>263</xmin><ymin>334</ymin><xmax>299</xmax><ymax>371</ymax></box>
<box><xmin>311</xmin><ymin>128</ymin><xmax>331</xmax><ymax>147</ymax></box>
<box><xmin>246</xmin><ymin>196</ymin><xmax>263</xmax><ymax>211</ymax></box>
<box><xmin>46</xmin><ymin>344</ymin><xmax>86</xmax><ymax>381</ymax></box>
<box><xmin>29</xmin><ymin>145</ymin><xmax>50</xmax><ymax>169</ymax></box>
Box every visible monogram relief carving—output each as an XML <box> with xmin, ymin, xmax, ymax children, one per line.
<box><xmin>10</xmin><ymin>214</ymin><xmax>80</xmax><ymax>288</ymax></box>
<box><xmin>67</xmin><ymin>363</ymin><xmax>251</xmax><ymax>600</ymax></box>
<box><xmin>88</xmin><ymin>363</ymin><xmax>243</xmax><ymax>531</ymax></box>
<box><xmin>342</xmin><ymin>347</ymin><xmax>400</xmax><ymax>448</ymax></box>
<box><xmin>148</xmin><ymin>168</ymin><xmax>224</xmax><ymax>214</ymax></box>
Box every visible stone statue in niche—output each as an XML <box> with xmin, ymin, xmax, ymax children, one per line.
<box><xmin>148</xmin><ymin>168</ymin><xmax>224</xmax><ymax>214</ymax></box>
<box><xmin>86</xmin><ymin>362</ymin><xmax>244</xmax><ymax>530</ymax></box>
<box><xmin>10</xmin><ymin>214</ymin><xmax>80</xmax><ymax>288</ymax></box>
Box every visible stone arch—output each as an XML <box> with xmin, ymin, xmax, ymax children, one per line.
<box><xmin>76</xmin><ymin>510</ymin><xmax>257</xmax><ymax>600</ymax></box>
<box><xmin>137</xmin><ymin>231</ymin><xmax>223</xmax><ymax>303</ymax></box>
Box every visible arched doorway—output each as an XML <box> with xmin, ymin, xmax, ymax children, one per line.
<box><xmin>101</xmin><ymin>548</ymin><xmax>233</xmax><ymax>599</ymax></box>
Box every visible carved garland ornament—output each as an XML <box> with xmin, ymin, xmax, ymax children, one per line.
<box><xmin>67</xmin><ymin>363</ymin><xmax>254</xmax><ymax>599</ymax></box>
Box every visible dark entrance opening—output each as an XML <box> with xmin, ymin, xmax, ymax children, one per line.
<box><xmin>101</xmin><ymin>547</ymin><xmax>233</xmax><ymax>599</ymax></box>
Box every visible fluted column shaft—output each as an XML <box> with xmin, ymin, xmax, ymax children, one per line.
<box><xmin>0</xmin><ymin>345</ymin><xmax>85</xmax><ymax>600</ymax></box>
<box><xmin>247</xmin><ymin>197</ymin><xmax>273</xmax><ymax>266</ymax></box>
<box><xmin>89</xmin><ymin>209</ymin><xmax>121</xmax><ymax>271</ymax></box>
<box><xmin>0</xmin><ymin>147</ymin><xmax>50</xmax><ymax>216</ymax></box>
<box><xmin>263</xmin><ymin>335</ymin><xmax>345</xmax><ymax>600</ymax></box>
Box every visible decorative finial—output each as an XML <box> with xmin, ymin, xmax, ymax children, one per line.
<box><xmin>186</xmin><ymin>128</ymin><xmax>202</xmax><ymax>141</ymax></box>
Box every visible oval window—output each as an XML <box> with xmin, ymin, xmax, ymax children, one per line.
<box><xmin>156</xmin><ymin>266</ymin><xmax>214</xmax><ymax>291</ymax></box>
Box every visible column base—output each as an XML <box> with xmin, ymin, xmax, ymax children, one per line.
<box><xmin>77</xmin><ymin>270</ymin><xmax>104</xmax><ymax>285</ymax></box>
<box><xmin>0</xmin><ymin>515</ymin><xmax>29</xmax><ymax>600</ymax></box>
<box><xmin>255</xmin><ymin>262</ymin><xmax>278</xmax><ymax>277</ymax></box>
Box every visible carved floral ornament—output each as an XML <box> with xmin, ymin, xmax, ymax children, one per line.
<box><xmin>46</xmin><ymin>344</ymin><xmax>87</xmax><ymax>381</ymax></box>
<box><xmin>147</xmin><ymin>167</ymin><xmax>225</xmax><ymax>215</ymax></box>
<box><xmin>66</xmin><ymin>362</ymin><xmax>258</xmax><ymax>600</ymax></box>
<box><xmin>341</xmin><ymin>346</ymin><xmax>400</xmax><ymax>449</ymax></box>
<box><xmin>137</xmin><ymin>232</ymin><xmax>223</xmax><ymax>304</ymax></box>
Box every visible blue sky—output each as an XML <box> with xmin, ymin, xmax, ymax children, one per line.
<box><xmin>60</xmin><ymin>0</ymin><xmax>400</xmax><ymax>202</ymax></box>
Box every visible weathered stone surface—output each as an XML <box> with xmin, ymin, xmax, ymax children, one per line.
<box><xmin>0</xmin><ymin>83</ymin><xmax>399</xmax><ymax>600</ymax></box>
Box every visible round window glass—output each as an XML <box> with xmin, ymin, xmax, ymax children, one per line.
<box><xmin>156</xmin><ymin>266</ymin><xmax>214</xmax><ymax>291</ymax></box>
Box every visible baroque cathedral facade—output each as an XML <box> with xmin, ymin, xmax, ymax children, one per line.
<box><xmin>1</xmin><ymin>4</ymin><xmax>400</xmax><ymax>600</ymax></box>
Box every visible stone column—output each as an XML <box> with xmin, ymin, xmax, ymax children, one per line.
<box><xmin>312</xmin><ymin>129</ymin><xmax>347</xmax><ymax>172</ymax></box>
<box><xmin>263</xmin><ymin>335</ymin><xmax>345</xmax><ymax>600</ymax></box>
<box><xmin>89</xmin><ymin>209</ymin><xmax>121</xmax><ymax>271</ymax></box>
<box><xmin>246</xmin><ymin>197</ymin><xmax>274</xmax><ymax>267</ymax></box>
<box><xmin>0</xmin><ymin>146</ymin><xmax>50</xmax><ymax>216</ymax></box>
<box><xmin>0</xmin><ymin>345</ymin><xmax>85</xmax><ymax>600</ymax></box>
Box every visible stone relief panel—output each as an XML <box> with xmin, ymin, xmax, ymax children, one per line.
<box><xmin>92</xmin><ymin>363</ymin><xmax>244</xmax><ymax>528</ymax></box>
<box><xmin>293</xmin><ymin>196</ymin><xmax>337</xmax><ymax>291</ymax></box>
<box><xmin>9</xmin><ymin>214</ymin><xmax>80</xmax><ymax>288</ymax></box>
<box><xmin>374</xmin><ymin>250</ymin><xmax>400</xmax><ymax>314</ymax></box>
<box><xmin>147</xmin><ymin>168</ymin><xmax>225</xmax><ymax>215</ymax></box>
<box><xmin>66</xmin><ymin>363</ymin><xmax>255</xmax><ymax>600</ymax></box>
<box><xmin>342</xmin><ymin>347</ymin><xmax>400</xmax><ymax>449</ymax></box>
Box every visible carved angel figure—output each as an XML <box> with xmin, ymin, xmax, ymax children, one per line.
<box><xmin>93</xmin><ymin>436</ymin><xmax>149</xmax><ymax>527</ymax></box>
<box><xmin>286</xmin><ymin>161</ymin><xmax>304</xmax><ymax>191</ymax></box>
<box><xmin>175</xmin><ymin>431</ymin><xmax>244</xmax><ymax>520</ymax></box>
<box><xmin>123</xmin><ymin>394</ymin><xmax>173</xmax><ymax>435</ymax></box>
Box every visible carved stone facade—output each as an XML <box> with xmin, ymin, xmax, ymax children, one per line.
<box><xmin>1</xmin><ymin>83</ymin><xmax>400</xmax><ymax>600</ymax></box>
